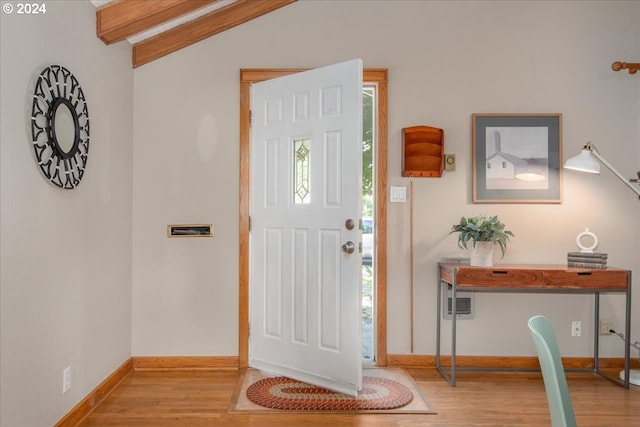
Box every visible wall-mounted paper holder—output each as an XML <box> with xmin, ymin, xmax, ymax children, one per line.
<box><xmin>402</xmin><ymin>125</ymin><xmax>444</xmax><ymax>177</ymax></box>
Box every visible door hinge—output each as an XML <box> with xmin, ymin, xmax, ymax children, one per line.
<box><xmin>248</xmin><ymin>216</ymin><xmax>251</xmax><ymax>231</ymax></box>
<box><xmin>249</xmin><ymin>110</ymin><xmax>252</xmax><ymax>127</ymax></box>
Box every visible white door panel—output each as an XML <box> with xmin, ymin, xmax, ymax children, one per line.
<box><xmin>250</xmin><ymin>59</ymin><xmax>363</xmax><ymax>396</ymax></box>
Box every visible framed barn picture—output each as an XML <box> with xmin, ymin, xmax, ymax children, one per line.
<box><xmin>472</xmin><ymin>113</ymin><xmax>562</xmax><ymax>203</ymax></box>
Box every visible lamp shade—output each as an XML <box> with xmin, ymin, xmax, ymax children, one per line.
<box><xmin>564</xmin><ymin>149</ymin><xmax>600</xmax><ymax>174</ymax></box>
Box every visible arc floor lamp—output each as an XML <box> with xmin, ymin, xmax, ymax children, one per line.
<box><xmin>564</xmin><ymin>142</ymin><xmax>640</xmax><ymax>198</ymax></box>
<box><xmin>564</xmin><ymin>142</ymin><xmax>640</xmax><ymax>386</ymax></box>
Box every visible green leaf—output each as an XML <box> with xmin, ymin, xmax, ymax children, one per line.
<box><xmin>449</xmin><ymin>215</ymin><xmax>514</xmax><ymax>258</ymax></box>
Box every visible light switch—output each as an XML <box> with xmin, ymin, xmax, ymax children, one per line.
<box><xmin>390</xmin><ymin>186</ymin><xmax>407</xmax><ymax>203</ymax></box>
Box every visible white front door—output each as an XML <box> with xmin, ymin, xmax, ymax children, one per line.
<box><xmin>249</xmin><ymin>59</ymin><xmax>363</xmax><ymax>396</ymax></box>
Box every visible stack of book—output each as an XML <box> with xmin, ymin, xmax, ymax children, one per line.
<box><xmin>567</xmin><ymin>252</ymin><xmax>608</xmax><ymax>269</ymax></box>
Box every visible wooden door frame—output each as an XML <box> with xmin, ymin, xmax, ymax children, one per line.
<box><xmin>239</xmin><ymin>68</ymin><xmax>388</xmax><ymax>368</ymax></box>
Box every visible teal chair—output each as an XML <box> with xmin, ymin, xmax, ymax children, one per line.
<box><xmin>528</xmin><ymin>315</ymin><xmax>577</xmax><ymax>427</ymax></box>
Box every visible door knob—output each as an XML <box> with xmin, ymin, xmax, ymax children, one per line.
<box><xmin>342</xmin><ymin>241</ymin><xmax>355</xmax><ymax>254</ymax></box>
<box><xmin>345</xmin><ymin>219</ymin><xmax>355</xmax><ymax>230</ymax></box>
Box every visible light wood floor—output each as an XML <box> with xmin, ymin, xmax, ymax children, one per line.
<box><xmin>78</xmin><ymin>368</ymin><xmax>640</xmax><ymax>426</ymax></box>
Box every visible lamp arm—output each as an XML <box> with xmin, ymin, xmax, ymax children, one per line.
<box><xmin>589</xmin><ymin>148</ymin><xmax>640</xmax><ymax>197</ymax></box>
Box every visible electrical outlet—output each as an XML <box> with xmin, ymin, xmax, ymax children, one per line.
<box><xmin>63</xmin><ymin>367</ymin><xmax>71</xmax><ymax>393</ymax></box>
<box><xmin>571</xmin><ymin>321</ymin><xmax>582</xmax><ymax>337</ymax></box>
<box><xmin>600</xmin><ymin>318</ymin><xmax>613</xmax><ymax>335</ymax></box>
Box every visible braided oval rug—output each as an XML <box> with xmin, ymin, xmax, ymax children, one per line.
<box><xmin>246</xmin><ymin>376</ymin><xmax>413</xmax><ymax>410</ymax></box>
<box><xmin>228</xmin><ymin>368</ymin><xmax>436</xmax><ymax>414</ymax></box>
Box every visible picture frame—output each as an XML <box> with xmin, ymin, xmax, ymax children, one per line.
<box><xmin>472</xmin><ymin>113</ymin><xmax>562</xmax><ymax>203</ymax></box>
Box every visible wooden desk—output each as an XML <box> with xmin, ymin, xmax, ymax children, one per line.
<box><xmin>436</xmin><ymin>262</ymin><xmax>632</xmax><ymax>388</ymax></box>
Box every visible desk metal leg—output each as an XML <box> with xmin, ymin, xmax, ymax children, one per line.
<box><xmin>594</xmin><ymin>292</ymin><xmax>600</xmax><ymax>373</ymax></box>
<box><xmin>451</xmin><ymin>282</ymin><xmax>457</xmax><ymax>386</ymax></box>
<box><xmin>624</xmin><ymin>274</ymin><xmax>632</xmax><ymax>388</ymax></box>
<box><xmin>436</xmin><ymin>270</ymin><xmax>442</xmax><ymax>373</ymax></box>
<box><xmin>436</xmin><ymin>267</ymin><xmax>456</xmax><ymax>386</ymax></box>
<box><xmin>593</xmin><ymin>283</ymin><xmax>632</xmax><ymax>389</ymax></box>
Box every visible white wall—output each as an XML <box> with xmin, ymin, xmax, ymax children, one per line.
<box><xmin>132</xmin><ymin>0</ymin><xmax>639</xmax><ymax>359</ymax></box>
<box><xmin>0</xmin><ymin>1</ymin><xmax>133</xmax><ymax>426</ymax></box>
<box><xmin>0</xmin><ymin>2</ymin><xmax>637</xmax><ymax>424</ymax></box>
<box><xmin>2</xmin><ymin>1</ymin><xmax>635</xmax><ymax>424</ymax></box>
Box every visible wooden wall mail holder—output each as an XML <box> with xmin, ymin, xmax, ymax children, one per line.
<box><xmin>402</xmin><ymin>125</ymin><xmax>444</xmax><ymax>177</ymax></box>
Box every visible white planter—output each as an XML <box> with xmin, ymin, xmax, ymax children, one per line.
<box><xmin>470</xmin><ymin>241</ymin><xmax>494</xmax><ymax>267</ymax></box>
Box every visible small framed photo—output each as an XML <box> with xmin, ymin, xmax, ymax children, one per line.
<box><xmin>472</xmin><ymin>113</ymin><xmax>562</xmax><ymax>203</ymax></box>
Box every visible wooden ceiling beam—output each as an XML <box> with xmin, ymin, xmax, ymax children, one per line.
<box><xmin>132</xmin><ymin>0</ymin><xmax>296</xmax><ymax>68</ymax></box>
<box><xmin>97</xmin><ymin>0</ymin><xmax>219</xmax><ymax>45</ymax></box>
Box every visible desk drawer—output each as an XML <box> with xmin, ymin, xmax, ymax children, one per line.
<box><xmin>543</xmin><ymin>270</ymin><xmax>629</xmax><ymax>290</ymax></box>
<box><xmin>456</xmin><ymin>268</ymin><xmax>543</xmax><ymax>288</ymax></box>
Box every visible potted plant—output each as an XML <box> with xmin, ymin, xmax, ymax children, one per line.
<box><xmin>450</xmin><ymin>215</ymin><xmax>514</xmax><ymax>266</ymax></box>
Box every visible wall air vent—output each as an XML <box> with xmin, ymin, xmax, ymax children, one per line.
<box><xmin>443</xmin><ymin>287</ymin><xmax>474</xmax><ymax>320</ymax></box>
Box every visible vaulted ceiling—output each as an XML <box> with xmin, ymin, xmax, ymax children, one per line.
<box><xmin>93</xmin><ymin>0</ymin><xmax>296</xmax><ymax>68</ymax></box>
